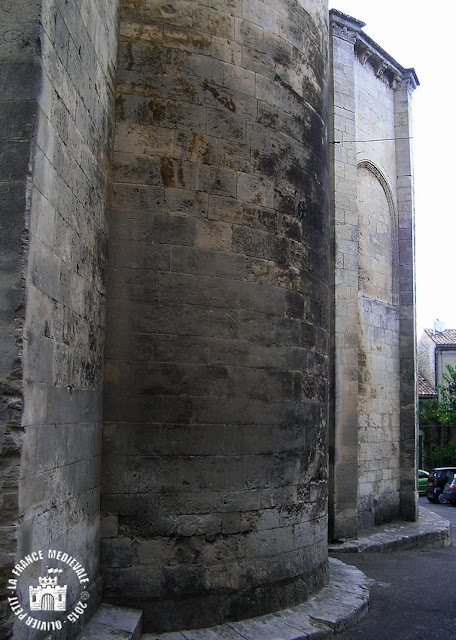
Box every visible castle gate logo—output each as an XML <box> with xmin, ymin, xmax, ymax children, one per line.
<box><xmin>29</xmin><ymin>568</ymin><xmax>67</xmax><ymax>612</ymax></box>
<box><xmin>6</xmin><ymin>549</ymin><xmax>90</xmax><ymax>633</ymax></box>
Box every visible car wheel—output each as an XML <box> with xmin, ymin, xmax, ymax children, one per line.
<box><xmin>427</xmin><ymin>497</ymin><xmax>437</xmax><ymax>503</ymax></box>
<box><xmin>437</xmin><ymin>493</ymin><xmax>448</xmax><ymax>504</ymax></box>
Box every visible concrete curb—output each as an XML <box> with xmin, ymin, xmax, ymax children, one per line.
<box><xmin>328</xmin><ymin>507</ymin><xmax>451</xmax><ymax>553</ymax></box>
<box><xmin>143</xmin><ymin>558</ymin><xmax>370</xmax><ymax>640</ymax></box>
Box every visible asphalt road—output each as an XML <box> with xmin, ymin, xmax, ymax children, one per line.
<box><xmin>331</xmin><ymin>497</ymin><xmax>456</xmax><ymax>640</ymax></box>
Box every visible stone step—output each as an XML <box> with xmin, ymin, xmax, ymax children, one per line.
<box><xmin>76</xmin><ymin>603</ymin><xmax>142</xmax><ymax>640</ymax></box>
<box><xmin>141</xmin><ymin>558</ymin><xmax>370</xmax><ymax>640</ymax></box>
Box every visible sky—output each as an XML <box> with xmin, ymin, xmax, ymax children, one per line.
<box><xmin>328</xmin><ymin>0</ymin><xmax>456</xmax><ymax>338</ymax></box>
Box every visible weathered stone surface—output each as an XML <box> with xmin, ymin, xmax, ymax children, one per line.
<box><xmin>102</xmin><ymin>0</ymin><xmax>330</xmax><ymax>632</ymax></box>
<box><xmin>328</xmin><ymin>10</ymin><xmax>418</xmax><ymax>539</ymax></box>
<box><xmin>145</xmin><ymin>557</ymin><xmax>370</xmax><ymax>640</ymax></box>
<box><xmin>0</xmin><ymin>1</ymin><xmax>120</xmax><ymax>639</ymax></box>
<box><xmin>0</xmin><ymin>7</ymin><xmax>40</xmax><ymax>640</ymax></box>
<box><xmin>0</xmin><ymin>5</ymin><xmax>419</xmax><ymax>640</ymax></box>
<box><xmin>76</xmin><ymin>603</ymin><xmax>142</xmax><ymax>640</ymax></box>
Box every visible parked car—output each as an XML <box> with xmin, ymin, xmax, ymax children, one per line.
<box><xmin>427</xmin><ymin>467</ymin><xmax>456</xmax><ymax>504</ymax></box>
<box><xmin>443</xmin><ymin>474</ymin><xmax>456</xmax><ymax>505</ymax></box>
<box><xmin>418</xmin><ymin>469</ymin><xmax>429</xmax><ymax>495</ymax></box>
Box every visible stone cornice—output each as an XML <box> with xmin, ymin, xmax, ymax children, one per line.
<box><xmin>329</xmin><ymin>9</ymin><xmax>419</xmax><ymax>91</ymax></box>
<box><xmin>330</xmin><ymin>10</ymin><xmax>364</xmax><ymax>43</ymax></box>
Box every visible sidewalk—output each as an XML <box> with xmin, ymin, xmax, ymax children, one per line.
<box><xmin>328</xmin><ymin>505</ymin><xmax>451</xmax><ymax>553</ymax></box>
<box><xmin>77</xmin><ymin>508</ymin><xmax>451</xmax><ymax>640</ymax></box>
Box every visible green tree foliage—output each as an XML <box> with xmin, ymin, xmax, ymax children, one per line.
<box><xmin>421</xmin><ymin>364</ymin><xmax>456</xmax><ymax>427</ymax></box>
<box><xmin>431</xmin><ymin>442</ymin><xmax>456</xmax><ymax>467</ymax></box>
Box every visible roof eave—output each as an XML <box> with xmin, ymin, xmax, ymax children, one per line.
<box><xmin>329</xmin><ymin>8</ymin><xmax>419</xmax><ymax>89</ymax></box>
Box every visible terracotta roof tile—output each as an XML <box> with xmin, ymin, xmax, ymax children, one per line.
<box><xmin>418</xmin><ymin>373</ymin><xmax>437</xmax><ymax>397</ymax></box>
<box><xmin>424</xmin><ymin>328</ymin><xmax>456</xmax><ymax>346</ymax></box>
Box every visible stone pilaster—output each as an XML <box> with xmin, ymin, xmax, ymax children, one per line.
<box><xmin>395</xmin><ymin>71</ymin><xmax>419</xmax><ymax>521</ymax></box>
<box><xmin>329</xmin><ymin>15</ymin><xmax>360</xmax><ymax>540</ymax></box>
<box><xmin>0</xmin><ymin>2</ymin><xmax>41</xmax><ymax>636</ymax></box>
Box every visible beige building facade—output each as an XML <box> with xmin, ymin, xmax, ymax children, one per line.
<box><xmin>329</xmin><ymin>10</ymin><xmax>418</xmax><ymax>539</ymax></box>
<box><xmin>418</xmin><ymin>328</ymin><xmax>456</xmax><ymax>391</ymax></box>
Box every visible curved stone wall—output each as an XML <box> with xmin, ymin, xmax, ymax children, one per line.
<box><xmin>102</xmin><ymin>0</ymin><xmax>329</xmax><ymax>631</ymax></box>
